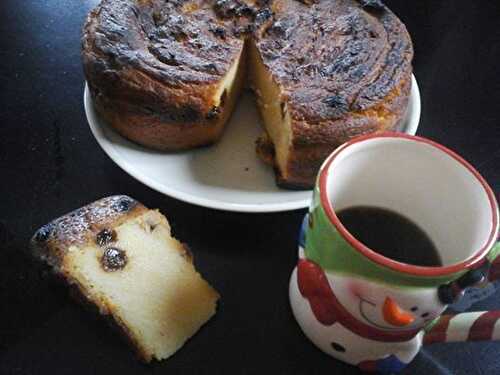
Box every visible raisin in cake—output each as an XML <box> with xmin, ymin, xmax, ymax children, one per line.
<box><xmin>82</xmin><ymin>0</ymin><xmax>413</xmax><ymax>188</ymax></box>
<box><xmin>31</xmin><ymin>195</ymin><xmax>219</xmax><ymax>362</ymax></box>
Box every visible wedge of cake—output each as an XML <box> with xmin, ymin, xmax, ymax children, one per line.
<box><xmin>31</xmin><ymin>195</ymin><xmax>219</xmax><ymax>362</ymax></box>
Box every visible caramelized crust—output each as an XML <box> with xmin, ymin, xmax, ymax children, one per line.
<box><xmin>255</xmin><ymin>0</ymin><xmax>412</xmax><ymax>125</ymax></box>
<box><xmin>31</xmin><ymin>196</ymin><xmax>147</xmax><ymax>267</ymax></box>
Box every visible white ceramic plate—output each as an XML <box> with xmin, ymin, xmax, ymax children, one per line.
<box><xmin>85</xmin><ymin>75</ymin><xmax>420</xmax><ymax>212</ymax></box>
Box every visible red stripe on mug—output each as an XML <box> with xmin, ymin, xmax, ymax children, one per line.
<box><xmin>467</xmin><ymin>311</ymin><xmax>500</xmax><ymax>341</ymax></box>
<box><xmin>423</xmin><ymin>314</ymin><xmax>455</xmax><ymax>345</ymax></box>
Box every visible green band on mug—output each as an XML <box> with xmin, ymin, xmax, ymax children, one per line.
<box><xmin>487</xmin><ymin>242</ymin><xmax>500</xmax><ymax>262</ymax></box>
<box><xmin>305</xmin><ymin>201</ymin><xmax>463</xmax><ymax>288</ymax></box>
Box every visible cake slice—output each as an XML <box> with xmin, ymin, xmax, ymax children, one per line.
<box><xmin>31</xmin><ymin>195</ymin><xmax>219</xmax><ymax>362</ymax></box>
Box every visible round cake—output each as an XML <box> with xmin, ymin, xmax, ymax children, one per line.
<box><xmin>82</xmin><ymin>0</ymin><xmax>413</xmax><ymax>189</ymax></box>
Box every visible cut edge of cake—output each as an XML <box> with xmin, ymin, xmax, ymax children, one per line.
<box><xmin>207</xmin><ymin>45</ymin><xmax>248</xmax><ymax>145</ymax></box>
<box><xmin>248</xmin><ymin>39</ymin><xmax>294</xmax><ymax>183</ymax></box>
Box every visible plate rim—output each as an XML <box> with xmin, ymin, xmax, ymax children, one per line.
<box><xmin>84</xmin><ymin>74</ymin><xmax>421</xmax><ymax>213</ymax></box>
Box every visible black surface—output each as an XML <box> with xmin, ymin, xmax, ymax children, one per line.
<box><xmin>0</xmin><ymin>0</ymin><xmax>499</xmax><ymax>374</ymax></box>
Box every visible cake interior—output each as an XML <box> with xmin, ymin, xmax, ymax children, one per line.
<box><xmin>61</xmin><ymin>210</ymin><xmax>218</xmax><ymax>361</ymax></box>
<box><xmin>247</xmin><ymin>40</ymin><xmax>292</xmax><ymax>180</ymax></box>
<box><xmin>213</xmin><ymin>47</ymin><xmax>244</xmax><ymax>108</ymax></box>
<box><xmin>211</xmin><ymin>38</ymin><xmax>291</xmax><ymax>179</ymax></box>
<box><xmin>207</xmin><ymin>46</ymin><xmax>247</xmax><ymax>144</ymax></box>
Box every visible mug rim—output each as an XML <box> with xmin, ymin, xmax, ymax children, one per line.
<box><xmin>318</xmin><ymin>131</ymin><xmax>499</xmax><ymax>277</ymax></box>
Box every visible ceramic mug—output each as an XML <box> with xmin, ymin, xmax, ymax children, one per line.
<box><xmin>289</xmin><ymin>132</ymin><xmax>500</xmax><ymax>373</ymax></box>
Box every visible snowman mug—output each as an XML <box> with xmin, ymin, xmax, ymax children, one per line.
<box><xmin>289</xmin><ymin>132</ymin><xmax>500</xmax><ymax>373</ymax></box>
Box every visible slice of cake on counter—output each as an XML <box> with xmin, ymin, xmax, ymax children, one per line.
<box><xmin>31</xmin><ymin>195</ymin><xmax>219</xmax><ymax>362</ymax></box>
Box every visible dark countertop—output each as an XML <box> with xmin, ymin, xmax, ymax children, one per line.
<box><xmin>0</xmin><ymin>0</ymin><xmax>499</xmax><ymax>374</ymax></box>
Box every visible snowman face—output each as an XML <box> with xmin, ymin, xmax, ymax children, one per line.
<box><xmin>327</xmin><ymin>272</ymin><xmax>446</xmax><ymax>331</ymax></box>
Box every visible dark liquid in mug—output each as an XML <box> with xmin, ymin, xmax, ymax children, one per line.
<box><xmin>337</xmin><ymin>206</ymin><xmax>443</xmax><ymax>267</ymax></box>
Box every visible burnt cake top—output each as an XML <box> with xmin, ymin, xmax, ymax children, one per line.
<box><xmin>82</xmin><ymin>0</ymin><xmax>251</xmax><ymax>86</ymax></box>
<box><xmin>254</xmin><ymin>0</ymin><xmax>413</xmax><ymax>122</ymax></box>
<box><xmin>31</xmin><ymin>195</ymin><xmax>146</xmax><ymax>267</ymax></box>
<box><xmin>82</xmin><ymin>0</ymin><xmax>412</xmax><ymax>121</ymax></box>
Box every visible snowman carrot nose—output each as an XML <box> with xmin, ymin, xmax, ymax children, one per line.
<box><xmin>382</xmin><ymin>297</ymin><xmax>415</xmax><ymax>326</ymax></box>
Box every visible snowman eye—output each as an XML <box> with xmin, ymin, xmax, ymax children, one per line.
<box><xmin>410</xmin><ymin>306</ymin><xmax>418</xmax><ymax>312</ymax></box>
<box><xmin>421</xmin><ymin>312</ymin><xmax>430</xmax><ymax>318</ymax></box>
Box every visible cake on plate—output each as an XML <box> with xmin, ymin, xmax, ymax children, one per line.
<box><xmin>82</xmin><ymin>0</ymin><xmax>413</xmax><ymax>188</ymax></box>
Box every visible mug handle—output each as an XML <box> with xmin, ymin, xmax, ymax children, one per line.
<box><xmin>424</xmin><ymin>241</ymin><xmax>500</xmax><ymax>345</ymax></box>
<box><xmin>423</xmin><ymin>309</ymin><xmax>500</xmax><ymax>345</ymax></box>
